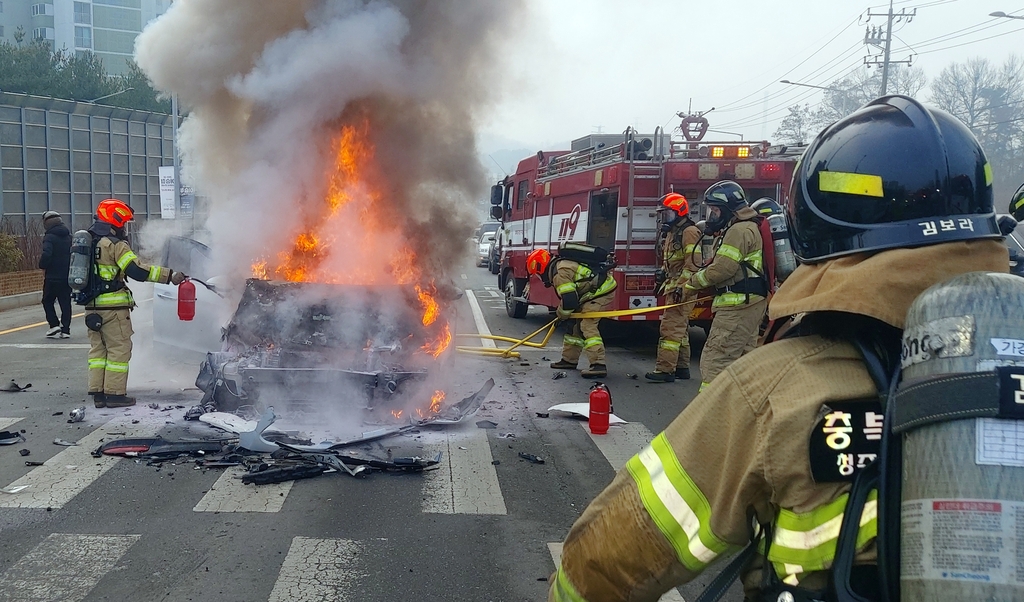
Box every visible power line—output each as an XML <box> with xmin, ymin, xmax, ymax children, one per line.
<box><xmin>710</xmin><ymin>15</ymin><xmax>862</xmax><ymax>112</ymax></box>
<box><xmin>915</xmin><ymin>24</ymin><xmax>1024</xmax><ymax>56</ymax></box>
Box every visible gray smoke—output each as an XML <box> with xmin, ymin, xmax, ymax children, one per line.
<box><xmin>135</xmin><ymin>0</ymin><xmax>525</xmax><ymax>282</ymax></box>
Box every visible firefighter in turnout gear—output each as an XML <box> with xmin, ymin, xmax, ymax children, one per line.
<box><xmin>548</xmin><ymin>95</ymin><xmax>1009</xmax><ymax>602</ymax></box>
<box><xmin>645</xmin><ymin>193</ymin><xmax>701</xmax><ymax>382</ymax></box>
<box><xmin>685</xmin><ymin>180</ymin><xmax>766</xmax><ymax>391</ymax></box>
<box><xmin>85</xmin><ymin>199</ymin><xmax>186</xmax><ymax>408</ymax></box>
<box><xmin>527</xmin><ymin>248</ymin><xmax>617</xmax><ymax>379</ymax></box>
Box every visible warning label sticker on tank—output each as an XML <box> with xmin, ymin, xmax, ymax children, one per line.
<box><xmin>901</xmin><ymin>498</ymin><xmax>1024</xmax><ymax>585</ymax></box>
<box><xmin>991</xmin><ymin>338</ymin><xmax>1024</xmax><ymax>358</ymax></box>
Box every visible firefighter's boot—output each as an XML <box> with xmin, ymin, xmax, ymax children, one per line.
<box><xmin>581</xmin><ymin>364</ymin><xmax>607</xmax><ymax>379</ymax></box>
<box><xmin>550</xmin><ymin>359</ymin><xmax>577</xmax><ymax>370</ymax></box>
<box><xmin>89</xmin><ymin>391</ymin><xmax>106</xmax><ymax>408</ymax></box>
<box><xmin>104</xmin><ymin>394</ymin><xmax>136</xmax><ymax>408</ymax></box>
<box><xmin>675</xmin><ymin>367</ymin><xmax>691</xmax><ymax>380</ymax></box>
<box><xmin>644</xmin><ymin>370</ymin><xmax>676</xmax><ymax>383</ymax></box>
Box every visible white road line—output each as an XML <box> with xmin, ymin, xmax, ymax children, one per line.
<box><xmin>422</xmin><ymin>426</ymin><xmax>507</xmax><ymax>515</ymax></box>
<box><xmin>0</xmin><ymin>412</ymin><xmax>164</xmax><ymax>509</ymax></box>
<box><xmin>0</xmin><ymin>344</ymin><xmax>90</xmax><ymax>349</ymax></box>
<box><xmin>193</xmin><ymin>466</ymin><xmax>293</xmax><ymax>512</ymax></box>
<box><xmin>464</xmin><ymin>290</ymin><xmax>496</xmax><ymax>349</ymax></box>
<box><xmin>0</xmin><ymin>417</ymin><xmax>22</xmax><ymax>431</ymax></box>
<box><xmin>0</xmin><ymin>533</ymin><xmax>140</xmax><ymax>602</ymax></box>
<box><xmin>268</xmin><ymin>537</ymin><xmax>363</xmax><ymax>602</ymax></box>
<box><xmin>546</xmin><ymin>542</ymin><xmax>685</xmax><ymax>601</ymax></box>
<box><xmin>482</xmin><ymin>290</ymin><xmax>500</xmax><ymax>298</ymax></box>
<box><xmin>582</xmin><ymin>422</ymin><xmax>657</xmax><ymax>471</ymax></box>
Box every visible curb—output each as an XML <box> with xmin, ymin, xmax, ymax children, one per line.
<box><xmin>0</xmin><ymin>291</ymin><xmax>42</xmax><ymax>312</ymax></box>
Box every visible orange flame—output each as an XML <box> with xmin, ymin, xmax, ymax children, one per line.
<box><xmin>391</xmin><ymin>409</ymin><xmax>404</xmax><ymax>419</ymax></box>
<box><xmin>421</xmin><ymin>323</ymin><xmax>452</xmax><ymax>358</ymax></box>
<box><xmin>430</xmin><ymin>390</ymin><xmax>446</xmax><ymax>414</ymax></box>
<box><xmin>417</xmin><ymin>285</ymin><xmax>440</xmax><ymax>326</ymax></box>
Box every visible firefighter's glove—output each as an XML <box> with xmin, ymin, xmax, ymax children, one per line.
<box><xmin>170</xmin><ymin>271</ymin><xmax>187</xmax><ymax>285</ymax></box>
<box><xmin>556</xmin><ymin>306</ymin><xmax>574</xmax><ymax>322</ymax></box>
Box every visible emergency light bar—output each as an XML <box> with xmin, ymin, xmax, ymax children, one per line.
<box><xmin>700</xmin><ymin>145</ymin><xmax>756</xmax><ymax>159</ymax></box>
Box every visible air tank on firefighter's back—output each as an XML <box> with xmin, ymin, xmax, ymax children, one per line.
<box><xmin>897</xmin><ymin>271</ymin><xmax>1024</xmax><ymax>600</ymax></box>
<box><xmin>68</xmin><ymin>230</ymin><xmax>93</xmax><ymax>292</ymax></box>
<box><xmin>766</xmin><ymin>214</ymin><xmax>796</xmax><ymax>282</ymax></box>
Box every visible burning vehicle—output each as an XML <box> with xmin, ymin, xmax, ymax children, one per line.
<box><xmin>195</xmin><ymin>277</ymin><xmax>458</xmax><ymax>423</ymax></box>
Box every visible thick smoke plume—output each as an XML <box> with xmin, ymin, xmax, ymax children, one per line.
<box><xmin>135</xmin><ymin>0</ymin><xmax>524</xmax><ymax>282</ymax></box>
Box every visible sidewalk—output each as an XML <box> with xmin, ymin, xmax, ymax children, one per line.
<box><xmin>0</xmin><ymin>291</ymin><xmax>42</xmax><ymax>312</ymax></box>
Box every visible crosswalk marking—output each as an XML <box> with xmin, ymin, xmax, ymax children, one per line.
<box><xmin>0</xmin><ymin>417</ymin><xmax>22</xmax><ymax>431</ymax></box>
<box><xmin>268</xmin><ymin>537</ymin><xmax>363</xmax><ymax>602</ymax></box>
<box><xmin>546</xmin><ymin>542</ymin><xmax>686</xmax><ymax>602</ymax></box>
<box><xmin>421</xmin><ymin>426</ymin><xmax>507</xmax><ymax>515</ymax></box>
<box><xmin>193</xmin><ymin>466</ymin><xmax>293</xmax><ymax>512</ymax></box>
<box><xmin>0</xmin><ymin>533</ymin><xmax>140</xmax><ymax>602</ymax></box>
<box><xmin>0</xmin><ymin>413</ymin><xmax>163</xmax><ymax>509</ymax></box>
<box><xmin>583</xmin><ymin>422</ymin><xmax>656</xmax><ymax>471</ymax></box>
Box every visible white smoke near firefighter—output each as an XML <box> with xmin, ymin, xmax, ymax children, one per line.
<box><xmin>132</xmin><ymin>0</ymin><xmax>524</xmax><ymax>433</ymax></box>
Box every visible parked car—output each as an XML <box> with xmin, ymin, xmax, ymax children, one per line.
<box><xmin>477</xmin><ymin>232</ymin><xmax>495</xmax><ymax>267</ymax></box>
<box><xmin>487</xmin><ymin>237</ymin><xmax>501</xmax><ymax>274</ymax></box>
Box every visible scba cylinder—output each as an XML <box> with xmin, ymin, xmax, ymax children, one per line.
<box><xmin>897</xmin><ymin>272</ymin><xmax>1024</xmax><ymax>600</ymax></box>
<box><xmin>766</xmin><ymin>213</ymin><xmax>796</xmax><ymax>282</ymax></box>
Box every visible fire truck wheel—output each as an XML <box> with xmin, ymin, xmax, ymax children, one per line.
<box><xmin>505</xmin><ymin>276</ymin><xmax>528</xmax><ymax>319</ymax></box>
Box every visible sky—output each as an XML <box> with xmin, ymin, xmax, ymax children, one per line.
<box><xmin>478</xmin><ymin>0</ymin><xmax>1024</xmax><ymax>160</ymax></box>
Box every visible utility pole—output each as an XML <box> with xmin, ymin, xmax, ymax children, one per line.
<box><xmin>864</xmin><ymin>0</ymin><xmax>915</xmax><ymax>95</ymax></box>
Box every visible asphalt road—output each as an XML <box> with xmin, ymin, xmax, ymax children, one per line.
<box><xmin>0</xmin><ymin>264</ymin><xmax>744</xmax><ymax>602</ymax></box>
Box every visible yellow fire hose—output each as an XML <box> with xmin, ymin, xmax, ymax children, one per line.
<box><xmin>456</xmin><ymin>295</ymin><xmax>712</xmax><ymax>358</ymax></box>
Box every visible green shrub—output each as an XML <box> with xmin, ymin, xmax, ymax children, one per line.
<box><xmin>0</xmin><ymin>232</ymin><xmax>23</xmax><ymax>273</ymax></box>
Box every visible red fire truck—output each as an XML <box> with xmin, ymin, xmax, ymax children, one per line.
<box><xmin>491</xmin><ymin>117</ymin><xmax>802</xmax><ymax>329</ymax></box>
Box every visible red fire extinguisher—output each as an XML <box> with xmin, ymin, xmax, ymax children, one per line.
<box><xmin>589</xmin><ymin>382</ymin><xmax>612</xmax><ymax>435</ymax></box>
<box><xmin>177</xmin><ymin>277</ymin><xmax>196</xmax><ymax>321</ymax></box>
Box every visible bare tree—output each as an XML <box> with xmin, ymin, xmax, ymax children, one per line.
<box><xmin>774</xmin><ymin>104</ymin><xmax>816</xmax><ymax>145</ymax></box>
<box><xmin>930</xmin><ymin>55</ymin><xmax>1024</xmax><ymax>203</ymax></box>
<box><xmin>813</xmin><ymin>65</ymin><xmax>928</xmax><ymax>130</ymax></box>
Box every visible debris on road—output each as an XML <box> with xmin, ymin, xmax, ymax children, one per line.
<box><xmin>552</xmin><ymin>371</ymin><xmax>567</xmax><ymax>380</ymax></box>
<box><xmin>535</xmin><ymin>412</ymin><xmax>549</xmax><ymax>418</ymax></box>
<box><xmin>0</xmin><ymin>380</ymin><xmax>31</xmax><ymax>392</ymax></box>
<box><xmin>18</xmin><ymin>449</ymin><xmax>29</xmax><ymax>456</ymax></box>
<box><xmin>475</xmin><ymin>420</ymin><xmax>497</xmax><ymax>429</ymax></box>
<box><xmin>68</xmin><ymin>407</ymin><xmax>85</xmax><ymax>423</ymax></box>
<box><xmin>25</xmin><ymin>461</ymin><xmax>44</xmax><ymax>466</ymax></box>
<box><xmin>0</xmin><ymin>431</ymin><xmax>24</xmax><ymax>445</ymax></box>
<box><xmin>53</xmin><ymin>438</ymin><xmax>78</xmax><ymax>446</ymax></box>
<box><xmin>547</xmin><ymin>403</ymin><xmax>627</xmax><ymax>425</ymax></box>
<box><xmin>0</xmin><ymin>485</ymin><xmax>28</xmax><ymax>494</ymax></box>
<box><xmin>625</xmin><ymin>373</ymin><xmax>638</xmax><ymax>380</ymax></box>
<box><xmin>518</xmin><ymin>452</ymin><xmax>545</xmax><ymax>464</ymax></box>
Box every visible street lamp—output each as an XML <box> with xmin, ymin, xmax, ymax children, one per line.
<box><xmin>87</xmin><ymin>87</ymin><xmax>134</xmax><ymax>103</ymax></box>
<box><xmin>780</xmin><ymin>80</ymin><xmax>853</xmax><ymax>115</ymax></box>
<box><xmin>990</xmin><ymin>11</ymin><xmax>1024</xmax><ymax>20</ymax></box>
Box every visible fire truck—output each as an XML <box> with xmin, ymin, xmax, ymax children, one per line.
<box><xmin>491</xmin><ymin>116</ymin><xmax>802</xmax><ymax>329</ymax></box>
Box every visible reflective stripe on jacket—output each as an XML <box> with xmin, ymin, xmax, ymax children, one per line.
<box><xmin>87</xmin><ymin>237</ymin><xmax>171</xmax><ymax>309</ymax></box>
<box><xmin>663</xmin><ymin>222</ymin><xmax>702</xmax><ymax>289</ymax></box>
<box><xmin>687</xmin><ymin>210</ymin><xmax>764</xmax><ymax>309</ymax></box>
<box><xmin>551</xmin><ymin>259</ymin><xmax>616</xmax><ymax>306</ymax></box>
<box><xmin>549</xmin><ymin>335</ymin><xmax>881</xmax><ymax>601</ymax></box>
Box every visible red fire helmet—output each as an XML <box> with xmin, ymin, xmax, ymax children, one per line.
<box><xmin>660</xmin><ymin>192</ymin><xmax>689</xmax><ymax>217</ymax></box>
<box><xmin>526</xmin><ymin>248</ymin><xmax>551</xmax><ymax>275</ymax></box>
<box><xmin>96</xmin><ymin>198</ymin><xmax>134</xmax><ymax>228</ymax></box>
